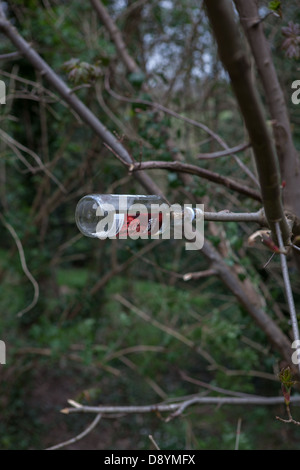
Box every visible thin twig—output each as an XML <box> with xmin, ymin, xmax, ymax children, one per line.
<box><xmin>60</xmin><ymin>395</ymin><xmax>300</xmax><ymax>416</ymax></box>
<box><xmin>149</xmin><ymin>435</ymin><xmax>160</xmax><ymax>450</ymax></box>
<box><xmin>0</xmin><ymin>213</ymin><xmax>39</xmax><ymax>317</ymax></box>
<box><xmin>119</xmin><ymin>355</ymin><xmax>167</xmax><ymax>399</ymax></box>
<box><xmin>179</xmin><ymin>371</ymin><xmax>261</xmax><ymax>398</ymax></box>
<box><xmin>129</xmin><ymin>160</ymin><xmax>262</xmax><ymax>202</ymax></box>
<box><xmin>235</xmin><ymin>418</ymin><xmax>242</xmax><ymax>450</ymax></box>
<box><xmin>104</xmin><ymin>345</ymin><xmax>165</xmax><ymax>362</ymax></box>
<box><xmin>46</xmin><ymin>413</ymin><xmax>102</xmax><ymax>450</ymax></box>
<box><xmin>183</xmin><ymin>268</ymin><xmax>217</xmax><ymax>281</ymax></box>
<box><xmin>115</xmin><ymin>294</ymin><xmax>218</xmax><ymax>367</ymax></box>
<box><xmin>197</xmin><ymin>142</ymin><xmax>251</xmax><ymax>159</ymax></box>
<box><xmin>276</xmin><ymin>402</ymin><xmax>300</xmax><ymax>426</ymax></box>
<box><xmin>105</xmin><ymin>74</ymin><xmax>259</xmax><ymax>186</ymax></box>
<box><xmin>276</xmin><ymin>415</ymin><xmax>300</xmax><ymax>426</ymax></box>
<box><xmin>0</xmin><ymin>128</ymin><xmax>66</xmax><ymax>192</ymax></box>
<box><xmin>204</xmin><ymin>209</ymin><xmax>266</xmax><ymax>223</ymax></box>
<box><xmin>0</xmin><ymin>51</ymin><xmax>22</xmax><ymax>60</ymax></box>
<box><xmin>275</xmin><ymin>222</ymin><xmax>300</xmax><ymax>374</ymax></box>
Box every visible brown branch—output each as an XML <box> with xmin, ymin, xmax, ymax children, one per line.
<box><xmin>104</xmin><ymin>345</ymin><xmax>165</xmax><ymax>362</ymax></box>
<box><xmin>129</xmin><ymin>160</ymin><xmax>262</xmax><ymax>202</ymax></box>
<box><xmin>0</xmin><ymin>213</ymin><xmax>39</xmax><ymax>317</ymax></box>
<box><xmin>90</xmin><ymin>0</ymin><xmax>140</xmax><ymax>74</ymax></box>
<box><xmin>276</xmin><ymin>403</ymin><xmax>300</xmax><ymax>426</ymax></box>
<box><xmin>200</xmin><ymin>233</ymin><xmax>296</xmax><ymax>373</ymax></box>
<box><xmin>46</xmin><ymin>413</ymin><xmax>102</xmax><ymax>450</ymax></box>
<box><xmin>64</xmin><ymin>239</ymin><xmax>163</xmax><ymax>319</ymax></box>
<box><xmin>197</xmin><ymin>142</ymin><xmax>251</xmax><ymax>159</ymax></box>
<box><xmin>233</xmin><ymin>0</ymin><xmax>300</xmax><ymax>223</ymax></box>
<box><xmin>115</xmin><ymin>294</ymin><xmax>218</xmax><ymax>368</ymax></box>
<box><xmin>0</xmin><ymin>128</ymin><xmax>66</xmax><ymax>192</ymax></box>
<box><xmin>179</xmin><ymin>370</ymin><xmax>262</xmax><ymax>397</ymax></box>
<box><xmin>203</xmin><ymin>0</ymin><xmax>290</xmax><ymax>244</ymax></box>
<box><xmin>105</xmin><ymin>75</ymin><xmax>259</xmax><ymax>186</ymax></box>
<box><xmin>118</xmin><ymin>355</ymin><xmax>167</xmax><ymax>400</ymax></box>
<box><xmin>61</xmin><ymin>395</ymin><xmax>300</xmax><ymax>417</ymax></box>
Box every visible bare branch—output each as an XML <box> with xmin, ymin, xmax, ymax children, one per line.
<box><xmin>183</xmin><ymin>269</ymin><xmax>217</xmax><ymax>281</ymax></box>
<box><xmin>276</xmin><ymin>415</ymin><xmax>300</xmax><ymax>426</ymax></box>
<box><xmin>149</xmin><ymin>434</ymin><xmax>160</xmax><ymax>450</ymax></box>
<box><xmin>0</xmin><ymin>213</ymin><xmax>39</xmax><ymax>317</ymax></box>
<box><xmin>60</xmin><ymin>395</ymin><xmax>300</xmax><ymax>416</ymax></box>
<box><xmin>105</xmin><ymin>75</ymin><xmax>259</xmax><ymax>186</ymax></box>
<box><xmin>234</xmin><ymin>0</ymin><xmax>300</xmax><ymax>223</ymax></box>
<box><xmin>0</xmin><ymin>128</ymin><xmax>66</xmax><ymax>192</ymax></box>
<box><xmin>197</xmin><ymin>142</ymin><xmax>251</xmax><ymax>159</ymax></box>
<box><xmin>114</xmin><ymin>294</ymin><xmax>218</xmax><ymax>368</ymax></box>
<box><xmin>90</xmin><ymin>0</ymin><xmax>140</xmax><ymax>74</ymax></box>
<box><xmin>203</xmin><ymin>209</ymin><xmax>266</xmax><ymax>224</ymax></box>
<box><xmin>235</xmin><ymin>418</ymin><xmax>242</xmax><ymax>450</ymax></box>
<box><xmin>275</xmin><ymin>222</ymin><xmax>300</xmax><ymax>374</ymax></box>
<box><xmin>46</xmin><ymin>413</ymin><xmax>102</xmax><ymax>450</ymax></box>
<box><xmin>203</xmin><ymin>0</ymin><xmax>290</xmax><ymax>244</ymax></box>
<box><xmin>129</xmin><ymin>160</ymin><xmax>262</xmax><ymax>202</ymax></box>
<box><xmin>179</xmin><ymin>370</ymin><xmax>262</xmax><ymax>397</ymax></box>
<box><xmin>0</xmin><ymin>51</ymin><xmax>21</xmax><ymax>60</ymax></box>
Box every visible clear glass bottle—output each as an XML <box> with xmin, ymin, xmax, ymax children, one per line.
<box><xmin>75</xmin><ymin>194</ymin><xmax>199</xmax><ymax>239</ymax></box>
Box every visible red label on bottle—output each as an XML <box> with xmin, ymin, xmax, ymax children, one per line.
<box><xmin>118</xmin><ymin>213</ymin><xmax>162</xmax><ymax>238</ymax></box>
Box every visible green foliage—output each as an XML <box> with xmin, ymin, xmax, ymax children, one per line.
<box><xmin>62</xmin><ymin>59</ymin><xmax>102</xmax><ymax>85</ymax></box>
<box><xmin>268</xmin><ymin>1</ymin><xmax>282</xmax><ymax>13</ymax></box>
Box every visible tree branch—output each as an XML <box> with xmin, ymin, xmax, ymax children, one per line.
<box><xmin>203</xmin><ymin>0</ymin><xmax>290</xmax><ymax>245</ymax></box>
<box><xmin>0</xmin><ymin>213</ymin><xmax>39</xmax><ymax>317</ymax></box>
<box><xmin>105</xmin><ymin>75</ymin><xmax>259</xmax><ymax>187</ymax></box>
<box><xmin>197</xmin><ymin>142</ymin><xmax>251</xmax><ymax>159</ymax></box>
<box><xmin>61</xmin><ymin>395</ymin><xmax>300</xmax><ymax>417</ymax></box>
<box><xmin>233</xmin><ymin>0</ymin><xmax>300</xmax><ymax>223</ymax></box>
<box><xmin>46</xmin><ymin>413</ymin><xmax>102</xmax><ymax>450</ymax></box>
<box><xmin>275</xmin><ymin>221</ymin><xmax>300</xmax><ymax>374</ymax></box>
<box><xmin>90</xmin><ymin>0</ymin><xmax>140</xmax><ymax>74</ymax></box>
<box><xmin>129</xmin><ymin>160</ymin><xmax>262</xmax><ymax>202</ymax></box>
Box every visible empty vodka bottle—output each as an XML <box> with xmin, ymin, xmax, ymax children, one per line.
<box><xmin>75</xmin><ymin>194</ymin><xmax>200</xmax><ymax>239</ymax></box>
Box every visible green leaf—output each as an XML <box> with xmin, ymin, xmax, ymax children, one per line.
<box><xmin>268</xmin><ymin>1</ymin><xmax>281</xmax><ymax>11</ymax></box>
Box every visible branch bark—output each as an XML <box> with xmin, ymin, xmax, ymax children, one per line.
<box><xmin>233</xmin><ymin>0</ymin><xmax>300</xmax><ymax>224</ymax></box>
<box><xmin>203</xmin><ymin>0</ymin><xmax>290</xmax><ymax>245</ymax></box>
<box><xmin>90</xmin><ymin>0</ymin><xmax>140</xmax><ymax>74</ymax></box>
<box><xmin>129</xmin><ymin>160</ymin><xmax>262</xmax><ymax>202</ymax></box>
<box><xmin>61</xmin><ymin>395</ymin><xmax>300</xmax><ymax>416</ymax></box>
